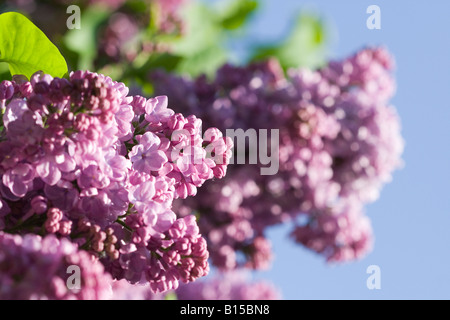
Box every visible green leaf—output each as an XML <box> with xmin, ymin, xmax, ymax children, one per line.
<box><xmin>123</xmin><ymin>52</ymin><xmax>182</xmax><ymax>79</ymax></box>
<box><xmin>169</xmin><ymin>2</ymin><xmax>231</xmax><ymax>77</ymax></box>
<box><xmin>172</xmin><ymin>3</ymin><xmax>222</xmax><ymax>57</ymax></box>
<box><xmin>251</xmin><ymin>13</ymin><xmax>327</xmax><ymax>70</ymax></box>
<box><xmin>175</xmin><ymin>46</ymin><xmax>228</xmax><ymax>78</ymax></box>
<box><xmin>144</xmin><ymin>53</ymin><xmax>183</xmax><ymax>72</ymax></box>
<box><xmin>0</xmin><ymin>12</ymin><xmax>68</xmax><ymax>78</ymax></box>
<box><xmin>219</xmin><ymin>0</ymin><xmax>258</xmax><ymax>30</ymax></box>
<box><xmin>152</xmin><ymin>0</ymin><xmax>258</xmax><ymax>78</ymax></box>
<box><xmin>124</xmin><ymin>0</ymin><xmax>148</xmax><ymax>14</ymax></box>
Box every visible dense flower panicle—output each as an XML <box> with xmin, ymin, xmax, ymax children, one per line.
<box><xmin>175</xmin><ymin>271</ymin><xmax>281</xmax><ymax>300</ymax></box>
<box><xmin>105</xmin><ymin>214</ymin><xmax>209</xmax><ymax>292</ymax></box>
<box><xmin>0</xmin><ymin>70</ymin><xmax>231</xmax><ymax>297</ymax></box>
<box><xmin>152</xmin><ymin>47</ymin><xmax>404</xmax><ymax>268</ymax></box>
<box><xmin>129</xmin><ymin>95</ymin><xmax>233</xmax><ymax>199</ymax></box>
<box><xmin>0</xmin><ymin>232</ymin><xmax>112</xmax><ymax>300</ymax></box>
<box><xmin>0</xmin><ymin>1</ymin><xmax>404</xmax><ymax>301</ymax></box>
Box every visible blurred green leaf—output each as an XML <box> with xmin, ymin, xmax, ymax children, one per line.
<box><xmin>112</xmin><ymin>52</ymin><xmax>182</xmax><ymax>89</ymax></box>
<box><xmin>147</xmin><ymin>0</ymin><xmax>160</xmax><ymax>34</ymax></box>
<box><xmin>169</xmin><ymin>2</ymin><xmax>228</xmax><ymax>77</ymax></box>
<box><xmin>172</xmin><ymin>3</ymin><xmax>222</xmax><ymax>57</ymax></box>
<box><xmin>136</xmin><ymin>53</ymin><xmax>183</xmax><ymax>77</ymax></box>
<box><xmin>0</xmin><ymin>62</ymin><xmax>10</xmax><ymax>82</ymax></box>
<box><xmin>146</xmin><ymin>53</ymin><xmax>183</xmax><ymax>71</ymax></box>
<box><xmin>170</xmin><ymin>0</ymin><xmax>258</xmax><ymax>77</ymax></box>
<box><xmin>63</xmin><ymin>7</ymin><xmax>109</xmax><ymax>70</ymax></box>
<box><xmin>124</xmin><ymin>0</ymin><xmax>148</xmax><ymax>13</ymax></box>
<box><xmin>0</xmin><ymin>12</ymin><xmax>68</xmax><ymax>78</ymax></box>
<box><xmin>164</xmin><ymin>292</ymin><xmax>177</xmax><ymax>300</ymax></box>
<box><xmin>219</xmin><ymin>0</ymin><xmax>258</xmax><ymax>30</ymax></box>
<box><xmin>251</xmin><ymin>13</ymin><xmax>327</xmax><ymax>70</ymax></box>
<box><xmin>176</xmin><ymin>46</ymin><xmax>228</xmax><ymax>77</ymax></box>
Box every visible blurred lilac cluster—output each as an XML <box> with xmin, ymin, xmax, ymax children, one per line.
<box><xmin>96</xmin><ymin>0</ymin><xmax>188</xmax><ymax>66</ymax></box>
<box><xmin>0</xmin><ymin>232</ymin><xmax>112</xmax><ymax>299</ymax></box>
<box><xmin>176</xmin><ymin>271</ymin><xmax>281</xmax><ymax>300</ymax></box>
<box><xmin>0</xmin><ymin>70</ymin><xmax>231</xmax><ymax>298</ymax></box>
<box><xmin>109</xmin><ymin>270</ymin><xmax>281</xmax><ymax>300</ymax></box>
<box><xmin>151</xmin><ymin>47</ymin><xmax>404</xmax><ymax>268</ymax></box>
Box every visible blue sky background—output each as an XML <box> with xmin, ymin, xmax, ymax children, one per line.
<box><xmin>205</xmin><ymin>0</ymin><xmax>450</xmax><ymax>300</ymax></box>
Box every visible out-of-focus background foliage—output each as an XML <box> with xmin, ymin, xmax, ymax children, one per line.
<box><xmin>0</xmin><ymin>0</ymin><xmax>328</xmax><ymax>87</ymax></box>
<box><xmin>1</xmin><ymin>0</ymin><xmax>449</xmax><ymax>299</ymax></box>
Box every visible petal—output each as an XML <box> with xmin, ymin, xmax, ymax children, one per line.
<box><xmin>11</xmin><ymin>179</ymin><xmax>28</xmax><ymax>197</ymax></box>
<box><xmin>57</xmin><ymin>154</ymin><xmax>76</xmax><ymax>172</ymax></box>
<box><xmin>146</xmin><ymin>151</ymin><xmax>168</xmax><ymax>171</ymax></box>
<box><xmin>36</xmin><ymin>160</ymin><xmax>61</xmax><ymax>186</ymax></box>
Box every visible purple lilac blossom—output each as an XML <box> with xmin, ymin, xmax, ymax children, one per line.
<box><xmin>0</xmin><ymin>232</ymin><xmax>112</xmax><ymax>300</ymax></box>
<box><xmin>151</xmin><ymin>47</ymin><xmax>404</xmax><ymax>268</ymax></box>
<box><xmin>0</xmin><ymin>70</ymin><xmax>231</xmax><ymax>297</ymax></box>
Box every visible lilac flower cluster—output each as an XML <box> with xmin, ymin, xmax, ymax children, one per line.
<box><xmin>0</xmin><ymin>232</ymin><xmax>112</xmax><ymax>299</ymax></box>
<box><xmin>0</xmin><ymin>70</ymin><xmax>231</xmax><ymax>298</ymax></box>
<box><xmin>107</xmin><ymin>214</ymin><xmax>210</xmax><ymax>292</ymax></box>
<box><xmin>151</xmin><ymin>47</ymin><xmax>404</xmax><ymax>267</ymax></box>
